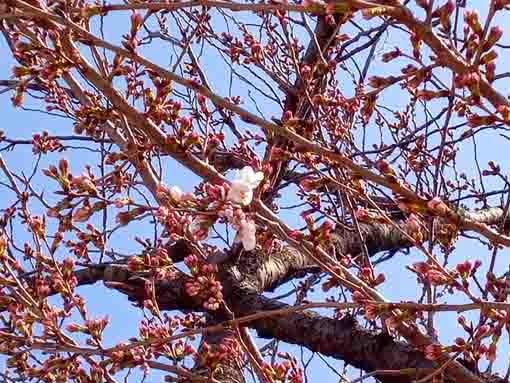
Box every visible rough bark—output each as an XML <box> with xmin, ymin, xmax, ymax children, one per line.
<box><xmin>10</xmin><ymin>207</ymin><xmax>509</xmax><ymax>383</ymax></box>
<box><xmin>193</xmin><ymin>324</ymin><xmax>246</xmax><ymax>383</ymax></box>
<box><xmin>228</xmin><ymin>293</ymin><xmax>437</xmax><ymax>383</ymax></box>
<box><xmin>96</xmin><ymin>264</ymin><xmax>438</xmax><ymax>383</ymax></box>
<box><xmin>45</xmin><ymin>257</ymin><xmax>503</xmax><ymax>383</ymax></box>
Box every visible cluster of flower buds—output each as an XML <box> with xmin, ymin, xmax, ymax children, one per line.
<box><xmin>458</xmin><ymin>316</ymin><xmax>504</xmax><ymax>362</ymax></box>
<box><xmin>406</xmin><ymin>213</ymin><xmax>424</xmax><ymax>243</ymax></box>
<box><xmin>140</xmin><ymin>279</ymin><xmax>162</xmax><ymax>316</ymax></box>
<box><xmin>66</xmin><ymin>315</ymin><xmax>109</xmax><ymax>344</ymax></box>
<box><xmin>47</xmin><ymin>159</ymin><xmax>97</xmax><ymax>196</ymax></box>
<box><xmin>127</xmin><ymin>247</ymin><xmax>175</xmax><ymax>280</ymax></box>
<box><xmin>139</xmin><ymin>318</ymin><xmax>195</xmax><ymax>361</ymax></box>
<box><xmin>375</xmin><ymin>159</ymin><xmax>399</xmax><ymax>183</ymax></box>
<box><xmin>74</xmin><ymin>104</ymin><xmax>113</xmax><ymax>138</ymax></box>
<box><xmin>384</xmin><ymin>312</ymin><xmax>408</xmax><ymax>331</ymax></box>
<box><xmin>26</xmin><ymin>215</ymin><xmax>46</xmax><ymax>239</ymax></box>
<box><xmin>455</xmin><ymin>260</ymin><xmax>480</xmax><ymax>280</ymax></box>
<box><xmin>358</xmin><ymin>267</ymin><xmax>385</xmax><ymax>288</ymax></box>
<box><xmin>364</xmin><ymin>303</ymin><xmax>383</xmax><ymax>321</ymax></box>
<box><xmin>497</xmin><ymin>104</ymin><xmax>510</xmax><ymax>122</ymax></box>
<box><xmin>154</xmin><ymin>206</ymin><xmax>191</xmax><ymax>241</ymax></box>
<box><xmin>349</xmin><ymin>170</ymin><xmax>365</xmax><ymax>193</ymax></box>
<box><xmin>115</xmin><ymin>206</ymin><xmax>148</xmax><ymax>227</ymax></box>
<box><xmin>416</xmin><ymin>252</ymin><xmax>479</xmax><ymax>301</ymax></box>
<box><xmin>31</xmin><ymin>132</ymin><xmax>63</xmax><ymax>154</ymax></box>
<box><xmin>43</xmin><ymin>159</ymin><xmax>72</xmax><ymax>193</ymax></box>
<box><xmin>298</xmin><ymin>212</ymin><xmax>334</xmax><ymax>248</ymax></box>
<box><xmin>237</xmin><ymin>29</ymin><xmax>268</xmax><ymax>65</ymax></box>
<box><xmin>411</xmin><ymin>261</ymin><xmax>450</xmax><ymax>286</ymax></box>
<box><xmin>464</xmin><ymin>10</ymin><xmax>483</xmax><ymax>37</ymax></box>
<box><xmin>44</xmin><ymin>85</ymin><xmax>71</xmax><ymax>114</ymax></box>
<box><xmin>360</xmin><ymin>93</ymin><xmax>377</xmax><ymax>124</ymax></box>
<box><xmin>436</xmin><ymin>223</ymin><xmax>459</xmax><ymax>251</ymax></box>
<box><xmin>50</xmin><ymin>257</ymin><xmax>78</xmax><ymax>298</ymax></box>
<box><xmin>415</xmin><ymin>89</ymin><xmax>450</xmax><ymax>102</ymax></box>
<box><xmin>62</xmin><ymin>236</ymin><xmax>86</xmax><ymax>261</ymax></box>
<box><xmin>353</xmin><ymin>207</ymin><xmax>387</xmax><ymax>224</ymax></box>
<box><xmin>65</xmin><ymin>223</ymin><xmax>104</xmax><ymax>261</ymax></box>
<box><xmin>485</xmin><ymin>272</ymin><xmax>510</xmax><ymax>301</ymax></box>
<box><xmin>299</xmin><ymin>176</ymin><xmax>325</xmax><ymax>193</ymax></box>
<box><xmin>183</xmin><ymin>255</ymin><xmax>223</xmax><ymax>310</ymax></box>
<box><xmin>262</xmin><ymin>353</ymin><xmax>304</xmax><ymax>383</ymax></box>
<box><xmin>321</xmin><ymin>265</ymin><xmax>347</xmax><ymax>292</ymax></box>
<box><xmin>122</xmin><ymin>10</ymin><xmax>143</xmax><ymax>51</ymax></box>
<box><xmin>426</xmin><ymin>325</ymin><xmax>499</xmax><ymax>363</ymax></box>
<box><xmin>481</xmin><ymin>160</ymin><xmax>501</xmax><ymax>176</ymax></box>
<box><xmin>429</xmin><ymin>1</ymin><xmax>455</xmax><ymax>32</ymax></box>
<box><xmin>462</xmin><ymin>9</ymin><xmax>502</xmax><ymax>85</ymax></box>
<box><xmin>22</xmin><ymin>356</ymin><xmax>84</xmax><ymax>382</ymax></box>
<box><xmin>367</xmin><ymin>75</ymin><xmax>399</xmax><ymax>89</ymax></box>
<box><xmin>73</xmin><ymin>199</ymin><xmax>107</xmax><ymax>223</ymax></box>
<box><xmin>109</xmin><ymin>343</ymin><xmax>148</xmax><ymax>374</ymax></box>
<box><xmin>406</xmin><ymin>67</ymin><xmax>433</xmax><ymax>90</ymax></box>
<box><xmin>221</xmin><ymin>32</ymin><xmax>245</xmax><ymax>64</ymax></box>
<box><xmin>466</xmin><ymin>113</ymin><xmax>497</xmax><ymax>128</ymax></box>
<box><xmin>424</xmin><ymin>343</ymin><xmax>446</xmax><ymax>360</ymax></box>
<box><xmin>31</xmin><ymin>275</ymin><xmax>51</xmax><ymax>299</ymax></box>
<box><xmin>381</xmin><ymin>47</ymin><xmax>402</xmax><ymax>63</ymax></box>
<box><xmin>142</xmin><ymin>88</ymin><xmax>183</xmax><ymax>127</ymax></box>
<box><xmin>193</xmin><ymin>338</ymin><xmax>243</xmax><ymax>377</ymax></box>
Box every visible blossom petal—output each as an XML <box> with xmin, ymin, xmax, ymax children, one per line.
<box><xmin>238</xmin><ymin>166</ymin><xmax>264</xmax><ymax>188</ymax></box>
<box><xmin>169</xmin><ymin>186</ymin><xmax>183</xmax><ymax>202</ymax></box>
<box><xmin>227</xmin><ymin>180</ymin><xmax>253</xmax><ymax>205</ymax></box>
<box><xmin>238</xmin><ymin>219</ymin><xmax>256</xmax><ymax>251</ymax></box>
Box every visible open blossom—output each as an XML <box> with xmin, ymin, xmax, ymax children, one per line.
<box><xmin>236</xmin><ymin>219</ymin><xmax>257</xmax><ymax>251</ymax></box>
<box><xmin>157</xmin><ymin>184</ymin><xmax>196</xmax><ymax>205</ymax></box>
<box><xmin>227</xmin><ymin>166</ymin><xmax>264</xmax><ymax>206</ymax></box>
<box><xmin>169</xmin><ymin>186</ymin><xmax>183</xmax><ymax>201</ymax></box>
<box><xmin>228</xmin><ymin>180</ymin><xmax>253</xmax><ymax>206</ymax></box>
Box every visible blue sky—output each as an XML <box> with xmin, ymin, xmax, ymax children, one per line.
<box><xmin>1</xmin><ymin>1</ymin><xmax>510</xmax><ymax>381</ymax></box>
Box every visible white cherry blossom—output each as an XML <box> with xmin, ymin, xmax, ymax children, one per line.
<box><xmin>236</xmin><ymin>219</ymin><xmax>257</xmax><ymax>251</ymax></box>
<box><xmin>169</xmin><ymin>186</ymin><xmax>183</xmax><ymax>202</ymax></box>
<box><xmin>237</xmin><ymin>166</ymin><xmax>264</xmax><ymax>188</ymax></box>
<box><xmin>227</xmin><ymin>166</ymin><xmax>264</xmax><ymax>206</ymax></box>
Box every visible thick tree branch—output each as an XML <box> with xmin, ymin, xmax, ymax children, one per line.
<box><xmin>193</xmin><ymin>323</ymin><xmax>246</xmax><ymax>383</ymax></box>
<box><xmin>97</xmin><ymin>269</ymin><xmax>508</xmax><ymax>383</ymax></box>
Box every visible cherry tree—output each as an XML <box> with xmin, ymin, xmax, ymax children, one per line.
<box><xmin>1</xmin><ymin>0</ymin><xmax>510</xmax><ymax>382</ymax></box>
